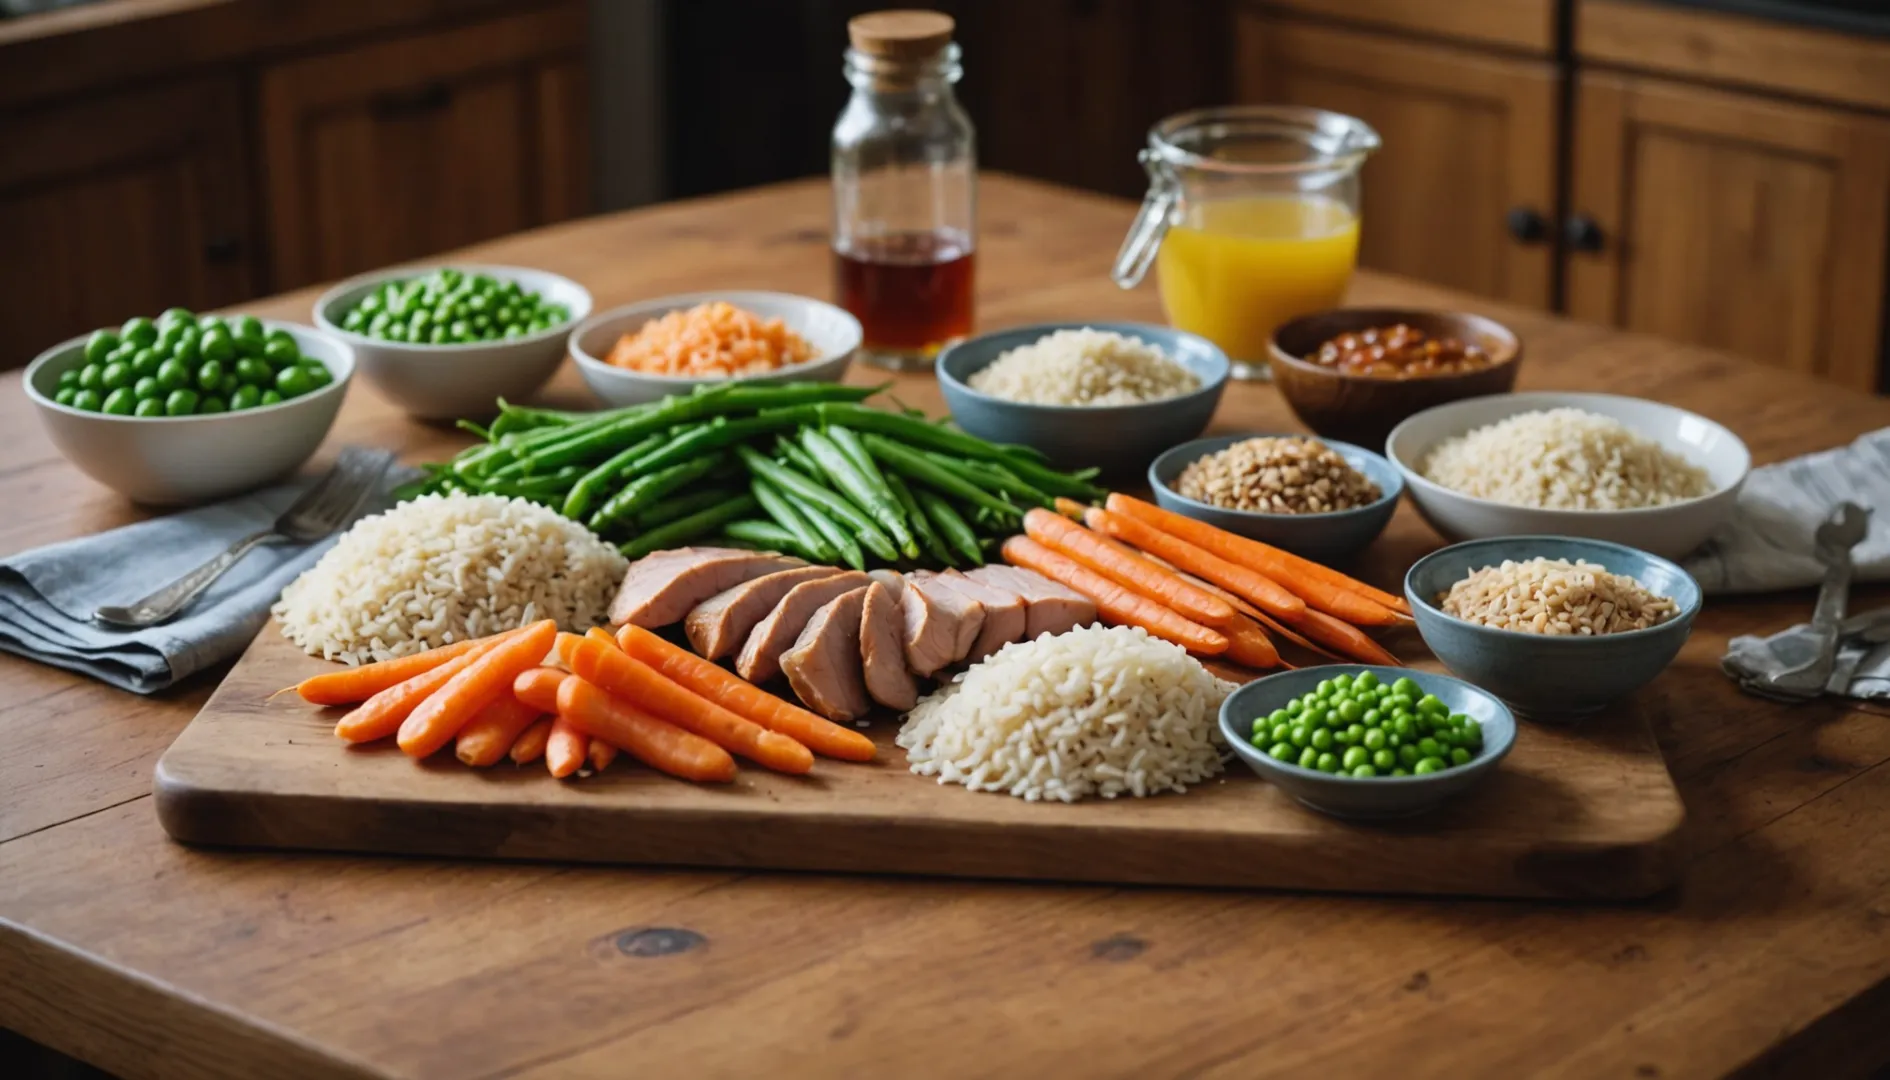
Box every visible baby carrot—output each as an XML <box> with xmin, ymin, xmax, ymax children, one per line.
<box><xmin>616</xmin><ymin>624</ymin><xmax>876</xmax><ymax>762</ymax></box>
<box><xmin>397</xmin><ymin>620</ymin><xmax>558</xmax><ymax>759</ymax></box>
<box><xmin>559</xmin><ymin>634</ymin><xmax>815</xmax><ymax>774</ymax></box>
<box><xmin>556</xmin><ymin>676</ymin><xmax>736</xmax><ymax>783</ymax></box>
<box><xmin>1053</xmin><ymin>496</ymin><xmax>1089</xmax><ymax>520</ymax></box>
<box><xmin>333</xmin><ymin>630</ymin><xmax>523</xmax><ymax>743</ymax></box>
<box><xmin>1083</xmin><ymin>506</ymin><xmax>1305</xmax><ymax>620</ymax></box>
<box><xmin>509</xmin><ymin>716</ymin><xmax>553</xmax><ymax>765</ymax></box>
<box><xmin>589</xmin><ymin>739</ymin><xmax>619</xmax><ymax>772</ymax></box>
<box><xmin>585</xmin><ymin>626</ymin><xmax>617</xmax><ymax>646</ymax></box>
<box><xmin>291</xmin><ymin>636</ymin><xmax>487</xmax><ymax>705</ymax></box>
<box><xmin>1024</xmin><ymin>508</ymin><xmax>1236</xmax><ymax>628</ymax></box>
<box><xmin>546</xmin><ymin>716</ymin><xmax>590</xmax><ymax>779</ymax></box>
<box><xmin>454</xmin><ymin>696</ymin><xmax>545</xmax><ymax>767</ymax></box>
<box><xmin>512</xmin><ymin>667</ymin><xmax>570</xmax><ymax>714</ymax></box>
<box><xmin>1001</xmin><ymin>536</ymin><xmax>1229</xmax><ymax>655</ymax></box>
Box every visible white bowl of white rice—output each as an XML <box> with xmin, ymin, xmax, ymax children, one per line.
<box><xmin>1386</xmin><ymin>392</ymin><xmax>1750</xmax><ymax>559</ymax></box>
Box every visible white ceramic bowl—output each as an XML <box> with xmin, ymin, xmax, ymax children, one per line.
<box><xmin>1386</xmin><ymin>391</ymin><xmax>1751</xmax><ymax>559</ymax></box>
<box><xmin>314</xmin><ymin>264</ymin><xmax>592</xmax><ymax>420</ymax></box>
<box><xmin>24</xmin><ymin>320</ymin><xmax>354</xmax><ymax>506</ymax></box>
<box><xmin>569</xmin><ymin>290</ymin><xmax>861</xmax><ymax>407</ymax></box>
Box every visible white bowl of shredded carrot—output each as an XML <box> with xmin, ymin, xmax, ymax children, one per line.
<box><xmin>569</xmin><ymin>291</ymin><xmax>862</xmax><ymax>406</ymax></box>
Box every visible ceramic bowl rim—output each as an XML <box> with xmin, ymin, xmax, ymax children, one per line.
<box><xmin>313</xmin><ymin>262</ymin><xmax>593</xmax><ymax>356</ymax></box>
<box><xmin>24</xmin><ymin>320</ymin><xmax>355</xmax><ymax>426</ymax></box>
<box><xmin>1386</xmin><ymin>390</ymin><xmax>1753</xmax><ymax>520</ymax></box>
<box><xmin>1220</xmin><ymin>663</ymin><xmax>1518</xmax><ymax>786</ymax></box>
<box><xmin>567</xmin><ymin>289</ymin><xmax>862</xmax><ymax>384</ymax></box>
<box><xmin>1266</xmin><ymin>307</ymin><xmax>1522</xmax><ymax>387</ymax></box>
<box><xmin>935</xmin><ymin>321</ymin><xmax>1231</xmax><ymax>417</ymax></box>
<box><xmin>1404</xmin><ymin>534</ymin><xmax>1704</xmax><ymax>646</ymax></box>
<box><xmin>1148</xmin><ymin>432</ymin><xmax>1405</xmax><ymax>523</ymax></box>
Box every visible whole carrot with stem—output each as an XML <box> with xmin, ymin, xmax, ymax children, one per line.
<box><xmin>616</xmin><ymin>624</ymin><xmax>876</xmax><ymax>762</ymax></box>
<box><xmin>334</xmin><ymin>629</ymin><xmax>525</xmax><ymax>743</ymax></box>
<box><xmin>1024</xmin><ymin>508</ymin><xmax>1236</xmax><ymax>628</ymax></box>
<box><xmin>288</xmin><ymin>635</ymin><xmax>487</xmax><ymax>706</ymax></box>
<box><xmin>396</xmin><ymin>620</ymin><xmax>558</xmax><ymax>758</ymax></box>
<box><xmin>454</xmin><ymin>696</ymin><xmax>546</xmax><ymax>767</ymax></box>
<box><xmin>556</xmin><ymin>676</ymin><xmax>736</xmax><ymax>783</ymax></box>
<box><xmin>1001</xmin><ymin>536</ymin><xmax>1229</xmax><ymax>655</ymax></box>
<box><xmin>1082</xmin><ymin>506</ymin><xmax>1305</xmax><ymax>620</ymax></box>
<box><xmin>509</xmin><ymin>716</ymin><xmax>553</xmax><ymax>765</ymax></box>
<box><xmin>546</xmin><ymin>717</ymin><xmax>590</xmax><ymax>779</ymax></box>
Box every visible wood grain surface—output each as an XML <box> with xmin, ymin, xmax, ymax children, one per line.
<box><xmin>4</xmin><ymin>175</ymin><xmax>1890</xmax><ymax>1080</ymax></box>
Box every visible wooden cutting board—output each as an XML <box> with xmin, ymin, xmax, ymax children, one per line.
<box><xmin>155</xmin><ymin>623</ymin><xmax>1688</xmax><ymax>900</ymax></box>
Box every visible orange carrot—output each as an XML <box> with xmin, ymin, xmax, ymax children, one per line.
<box><xmin>1249</xmin><ymin>608</ymin><xmax>1343</xmax><ymax>662</ymax></box>
<box><xmin>1001</xmin><ymin>536</ymin><xmax>1229</xmax><ymax>655</ymax></box>
<box><xmin>512</xmin><ymin>667</ymin><xmax>570</xmax><ymax>714</ymax></box>
<box><xmin>617</xmin><ymin>624</ymin><xmax>876</xmax><ymax>762</ymax></box>
<box><xmin>556</xmin><ymin>676</ymin><xmax>736</xmax><ymax>783</ymax></box>
<box><xmin>1279</xmin><ymin>605</ymin><xmax>1403</xmax><ymax>666</ymax></box>
<box><xmin>589</xmin><ymin>739</ymin><xmax>619</xmax><ymax>771</ymax></box>
<box><xmin>558</xmin><ymin>633</ymin><xmax>815</xmax><ymax>774</ymax></box>
<box><xmin>546</xmin><ymin>716</ymin><xmax>590</xmax><ymax>779</ymax></box>
<box><xmin>1108</xmin><ymin>494</ymin><xmax>1410</xmax><ymax>622</ymax></box>
<box><xmin>454</xmin><ymin>696</ymin><xmax>546</xmax><ymax>767</ymax></box>
<box><xmin>291</xmin><ymin>635</ymin><xmax>491</xmax><ymax>705</ymax></box>
<box><xmin>1024</xmin><ymin>508</ymin><xmax>1237</xmax><ymax>628</ymax></box>
<box><xmin>1136</xmin><ymin>552</ymin><xmax>1342</xmax><ymax>661</ymax></box>
<box><xmin>585</xmin><ymin>626</ymin><xmax>617</xmax><ymax>647</ymax></box>
<box><xmin>334</xmin><ymin>630</ymin><xmax>523</xmax><ymax>743</ymax></box>
<box><xmin>1053</xmin><ymin>496</ymin><xmax>1090</xmax><ymax>520</ymax></box>
<box><xmin>396</xmin><ymin>620</ymin><xmax>557</xmax><ymax>759</ymax></box>
<box><xmin>1083</xmin><ymin>506</ymin><xmax>1305</xmax><ymax>621</ymax></box>
<box><xmin>509</xmin><ymin>716</ymin><xmax>553</xmax><ymax>764</ymax></box>
<box><xmin>1223</xmin><ymin>618</ymin><xmax>1281</xmax><ymax>669</ymax></box>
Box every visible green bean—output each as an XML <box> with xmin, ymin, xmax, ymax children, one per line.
<box><xmin>919</xmin><ymin>450</ymin><xmax>1052</xmax><ymax>507</ymax></box>
<box><xmin>720</xmin><ymin>519</ymin><xmax>819</xmax><ymax>560</ymax></box>
<box><xmin>916</xmin><ymin>488</ymin><xmax>983</xmax><ymax>565</ymax></box>
<box><xmin>619</xmin><ymin>494</ymin><xmax>759</xmax><ymax>560</ymax></box>
<box><xmin>885</xmin><ymin>471</ymin><xmax>955</xmax><ymax>567</ymax></box>
<box><xmin>734</xmin><ymin>446</ymin><xmax>898</xmax><ymax>562</ymax></box>
<box><xmin>774</xmin><ymin>434</ymin><xmax>823</xmax><ymax>478</ymax></box>
<box><xmin>794</xmin><ymin>493</ymin><xmax>865</xmax><ymax>570</ymax></box>
<box><xmin>995</xmin><ymin>455</ymin><xmax>1108</xmax><ymax>501</ymax></box>
<box><xmin>858</xmin><ymin>433</ymin><xmax>1022</xmax><ymax>520</ymax></box>
<box><xmin>824</xmin><ymin>425</ymin><xmax>880</xmax><ymax>478</ymax></box>
<box><xmin>455</xmin><ymin>410</ymin><xmax>627</xmax><ymax>478</ymax></box>
<box><xmin>798</xmin><ymin>428</ymin><xmax>918</xmax><ymax>558</ymax></box>
<box><xmin>706</xmin><ymin>381</ymin><xmax>883</xmax><ymax>411</ymax></box>
<box><xmin>761</xmin><ymin>403</ymin><xmax>1050</xmax><ymax>464</ymax></box>
<box><xmin>496</xmin><ymin>385</ymin><xmax>741</xmax><ymax>477</ymax></box>
<box><xmin>631</xmin><ymin>414</ymin><xmax>800</xmax><ymax>478</ymax></box>
<box><xmin>589</xmin><ymin>452</ymin><xmax>728</xmax><ymax>533</ymax></box>
<box><xmin>630</xmin><ymin>485</ymin><xmax>746</xmax><ymax>530</ymax></box>
<box><xmin>456</xmin><ymin>418</ymin><xmax>494</xmax><ymax>441</ymax></box>
<box><xmin>751</xmin><ymin>477</ymin><xmax>835</xmax><ymax>562</ymax></box>
<box><xmin>489</xmin><ymin>399</ymin><xmax>586</xmax><ymax>437</ymax></box>
<box><xmin>559</xmin><ymin>433</ymin><xmax>667</xmax><ymax>519</ymax></box>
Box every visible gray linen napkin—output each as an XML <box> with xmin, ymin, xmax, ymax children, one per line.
<box><xmin>1722</xmin><ymin>608</ymin><xmax>1890</xmax><ymax>702</ymax></box>
<box><xmin>1684</xmin><ymin>428</ymin><xmax>1890</xmax><ymax>595</ymax></box>
<box><xmin>0</xmin><ymin>466</ymin><xmax>406</xmax><ymax>694</ymax></box>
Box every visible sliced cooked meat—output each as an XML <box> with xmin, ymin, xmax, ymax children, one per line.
<box><xmin>860</xmin><ymin>580</ymin><xmax>919</xmax><ymax>711</ymax></box>
<box><xmin>781</xmin><ymin>587</ymin><xmax>872</xmax><ymax>723</ymax></box>
<box><xmin>906</xmin><ymin>572</ymin><xmax>985</xmax><ymax>667</ymax></box>
<box><xmin>684</xmin><ymin>566</ymin><xmax>847</xmax><ymax>660</ymax></box>
<box><xmin>868</xmin><ymin>568</ymin><xmax>905</xmax><ymax>601</ymax></box>
<box><xmin>899</xmin><ymin>577</ymin><xmax>960</xmax><ymax>678</ymax></box>
<box><xmin>735</xmin><ymin>570</ymin><xmax>871</xmax><ymax>684</ymax></box>
<box><xmin>932</xmin><ymin>570</ymin><xmax>1027</xmax><ymax>662</ymax></box>
<box><xmin>967</xmin><ymin>565</ymin><xmax>1098</xmax><ymax>640</ymax></box>
<box><xmin>610</xmin><ymin>547</ymin><xmax>805</xmax><ymax>628</ymax></box>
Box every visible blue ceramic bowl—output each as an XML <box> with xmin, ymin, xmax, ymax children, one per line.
<box><xmin>936</xmin><ymin>322</ymin><xmax>1230</xmax><ymax>476</ymax></box>
<box><xmin>1405</xmin><ymin>536</ymin><xmax>1702</xmax><ymax>723</ymax></box>
<box><xmin>1148</xmin><ymin>433</ymin><xmax>1403</xmax><ymax>564</ymax></box>
<box><xmin>1220</xmin><ymin>665</ymin><xmax>1517</xmax><ymax>820</ymax></box>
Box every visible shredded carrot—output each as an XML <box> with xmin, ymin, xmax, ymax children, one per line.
<box><xmin>604</xmin><ymin>300</ymin><xmax>815</xmax><ymax>377</ymax></box>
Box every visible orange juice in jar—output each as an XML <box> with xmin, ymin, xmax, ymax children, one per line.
<box><xmin>1114</xmin><ymin>107</ymin><xmax>1379</xmax><ymax>379</ymax></box>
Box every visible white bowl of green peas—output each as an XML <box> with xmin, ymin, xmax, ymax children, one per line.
<box><xmin>314</xmin><ymin>264</ymin><xmax>592</xmax><ymax>420</ymax></box>
<box><xmin>25</xmin><ymin>313</ymin><xmax>353</xmax><ymax>505</ymax></box>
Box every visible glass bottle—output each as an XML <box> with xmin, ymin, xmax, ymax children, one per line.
<box><xmin>831</xmin><ymin>10</ymin><xmax>977</xmax><ymax>371</ymax></box>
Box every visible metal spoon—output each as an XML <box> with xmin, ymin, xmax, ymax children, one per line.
<box><xmin>1761</xmin><ymin>501</ymin><xmax>1871</xmax><ymax>696</ymax></box>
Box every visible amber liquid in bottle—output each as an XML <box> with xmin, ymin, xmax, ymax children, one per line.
<box><xmin>834</xmin><ymin>229</ymin><xmax>975</xmax><ymax>364</ymax></box>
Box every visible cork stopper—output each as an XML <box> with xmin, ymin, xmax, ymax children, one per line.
<box><xmin>848</xmin><ymin>10</ymin><xmax>955</xmax><ymax>62</ymax></box>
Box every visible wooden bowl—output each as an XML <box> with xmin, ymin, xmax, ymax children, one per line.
<box><xmin>1267</xmin><ymin>309</ymin><xmax>1521</xmax><ymax>450</ymax></box>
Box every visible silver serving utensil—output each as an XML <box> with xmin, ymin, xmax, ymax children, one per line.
<box><xmin>94</xmin><ymin>447</ymin><xmax>394</xmax><ymax>629</ymax></box>
<box><xmin>1760</xmin><ymin>501</ymin><xmax>1871</xmax><ymax>697</ymax></box>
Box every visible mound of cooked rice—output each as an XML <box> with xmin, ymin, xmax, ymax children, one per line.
<box><xmin>967</xmin><ymin>327</ymin><xmax>1200</xmax><ymax>406</ymax></box>
<box><xmin>896</xmin><ymin>624</ymin><xmax>1235</xmax><ymax>802</ymax></box>
<box><xmin>274</xmin><ymin>493</ymin><xmax>627</xmax><ymax>664</ymax></box>
<box><xmin>1419</xmin><ymin>407</ymin><xmax>1713</xmax><ymax>510</ymax></box>
<box><xmin>1437</xmin><ymin>557</ymin><xmax>1678</xmax><ymax>636</ymax></box>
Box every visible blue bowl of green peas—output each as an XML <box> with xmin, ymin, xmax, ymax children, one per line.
<box><xmin>1219</xmin><ymin>666</ymin><xmax>1517</xmax><ymax>820</ymax></box>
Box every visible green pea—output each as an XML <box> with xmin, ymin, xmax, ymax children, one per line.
<box><xmin>1397</xmin><ymin>744</ymin><xmax>1420</xmax><ymax>767</ymax></box>
<box><xmin>101</xmin><ymin>387</ymin><xmax>135</xmax><ymax>415</ymax></box>
<box><xmin>132</xmin><ymin>376</ymin><xmax>160</xmax><ymax>400</ymax></box>
<box><xmin>134</xmin><ymin>397</ymin><xmax>165</xmax><ymax>417</ymax></box>
<box><xmin>343</xmin><ymin>307</ymin><xmax>368</xmax><ymax>331</ymax></box>
<box><xmin>157</xmin><ymin>324</ymin><xmax>186</xmax><ymax>354</ymax></box>
<box><xmin>164</xmin><ymin>388</ymin><xmax>199</xmax><ymax>416</ymax></box>
<box><xmin>54</xmin><ymin>387</ymin><xmax>77</xmax><ymax>407</ymax></box>
<box><xmin>172</xmin><ymin>334</ymin><xmax>200</xmax><ymax>366</ymax></box>
<box><xmin>1354</xmin><ymin>671</ymin><xmax>1379</xmax><ymax>691</ymax></box>
<box><xmin>260</xmin><ymin>389</ymin><xmax>283</xmax><ymax>406</ymax></box>
<box><xmin>409</xmin><ymin>307</ymin><xmax>433</xmax><ymax>331</ymax></box>
<box><xmin>1414</xmin><ymin>757</ymin><xmax>1446</xmax><ymax>776</ymax></box>
<box><xmin>231</xmin><ymin>357</ymin><xmax>268</xmax><ymax>385</ymax></box>
<box><xmin>1372</xmin><ymin>748</ymin><xmax>1396</xmax><ymax>770</ymax></box>
<box><xmin>120</xmin><ymin>317</ymin><xmax>157</xmax><ymax>347</ymax></box>
<box><xmin>1462</xmin><ymin>720</ymin><xmax>1483</xmax><ymax>746</ymax></box>
<box><xmin>1417</xmin><ymin>737</ymin><xmax>1443</xmax><ymax>759</ymax></box>
<box><xmin>1301</xmin><ymin>705</ymin><xmax>1327</xmax><ymax>728</ymax></box>
<box><xmin>1332</xmin><ymin>674</ymin><xmax>1354</xmax><ymax>690</ymax></box>
<box><xmin>1271</xmin><ymin>722</ymin><xmax>1292</xmax><ymax>745</ymax></box>
<box><xmin>494</xmin><ymin>305</ymin><xmax>517</xmax><ymax>327</ymax></box>
<box><xmin>1337</xmin><ymin>699</ymin><xmax>1364</xmax><ymax>724</ymax></box>
<box><xmin>76</xmin><ymin>364</ymin><xmax>104</xmax><ymax>391</ymax></box>
<box><xmin>471</xmin><ymin>315</ymin><xmax>493</xmax><ymax>335</ymax></box>
<box><xmin>1362</xmin><ymin>728</ymin><xmax>1387</xmax><ymax>751</ymax></box>
<box><xmin>358</xmin><ymin>293</ymin><xmax>384</xmax><ymax>317</ymax></box>
<box><xmin>502</xmin><ymin>325</ymin><xmax>524</xmax><ymax>340</ymax></box>
<box><xmin>200</xmin><ymin>329</ymin><xmax>235</xmax><ymax>363</ymax></box>
<box><xmin>1311</xmin><ymin>728</ymin><xmax>1334</xmax><ymax>752</ymax></box>
<box><xmin>196</xmin><ymin>360</ymin><xmax>225</xmax><ymax>392</ymax></box>
<box><xmin>197</xmin><ymin>314</ymin><xmax>227</xmax><ymax>335</ymax></box>
<box><xmin>157</xmin><ymin>307</ymin><xmax>195</xmax><ymax>327</ymax></box>
<box><xmin>233</xmin><ymin>315</ymin><xmax>264</xmax><ymax>343</ymax></box>
<box><xmin>154</xmin><ymin>358</ymin><xmax>189</xmax><ymax>392</ymax></box>
<box><xmin>1351</xmin><ymin>764</ymin><xmax>1377</xmax><ymax>778</ymax></box>
<box><xmin>199</xmin><ymin>395</ymin><xmax>228</xmax><ymax>414</ymax></box>
<box><xmin>1314</xmin><ymin>751</ymin><xmax>1339</xmax><ymax>774</ymax></box>
<box><xmin>275</xmin><ymin>365</ymin><xmax>314</xmax><ymax>398</ymax></box>
<box><xmin>125</xmin><ymin>348</ymin><xmax>156</xmax><ymax>378</ymax></box>
<box><xmin>1289</xmin><ymin>725</ymin><xmax>1311</xmax><ymax>749</ymax></box>
<box><xmin>1393</xmin><ymin>715</ymin><xmax>1415</xmax><ymax>739</ymax></box>
<box><xmin>1341</xmin><ymin>746</ymin><xmax>1369</xmax><ymax>770</ymax></box>
<box><xmin>1269</xmin><ymin>742</ymin><xmax>1294</xmax><ymax>762</ymax></box>
<box><xmin>84</xmin><ymin>330</ymin><xmax>119</xmax><ymax>365</ymax></box>
<box><xmin>1362</xmin><ymin>708</ymin><xmax>1382</xmax><ymax>728</ymax></box>
<box><xmin>1297</xmin><ymin>746</ymin><xmax>1318</xmax><ymax>770</ymax></box>
<box><xmin>368</xmin><ymin>312</ymin><xmax>392</xmax><ymax>336</ymax></box>
<box><xmin>230</xmin><ymin>384</ymin><xmax>263</xmax><ymax>411</ymax></box>
<box><xmin>236</xmin><ymin>334</ymin><xmax>266</xmax><ymax>359</ymax></box>
<box><xmin>101</xmin><ymin>361</ymin><xmax>133</xmax><ymax>391</ymax></box>
<box><xmin>1449</xmin><ymin>748</ymin><xmax>1472</xmax><ymax>766</ymax></box>
<box><xmin>72</xmin><ymin>389</ymin><xmax>103</xmax><ymax>412</ymax></box>
<box><xmin>467</xmin><ymin>293</ymin><xmax>492</xmax><ymax>315</ymax></box>
<box><xmin>545</xmin><ymin>304</ymin><xmax>570</xmax><ymax>324</ymax></box>
<box><xmin>1283</xmin><ymin>698</ymin><xmax>1303</xmax><ymax>716</ymax></box>
<box><xmin>263</xmin><ymin>338</ymin><xmax>300</xmax><ymax>367</ymax></box>
<box><xmin>449</xmin><ymin>319</ymin><xmax>471</xmax><ymax>340</ymax></box>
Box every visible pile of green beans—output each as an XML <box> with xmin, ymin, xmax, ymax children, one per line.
<box><xmin>403</xmin><ymin>382</ymin><xmax>1107</xmax><ymax>566</ymax></box>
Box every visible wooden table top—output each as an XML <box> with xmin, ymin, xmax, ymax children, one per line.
<box><xmin>4</xmin><ymin>175</ymin><xmax>1889</xmax><ymax>1080</ymax></box>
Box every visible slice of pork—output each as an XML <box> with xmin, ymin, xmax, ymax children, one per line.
<box><xmin>904</xmin><ymin>572</ymin><xmax>985</xmax><ymax>670</ymax></box>
<box><xmin>684</xmin><ymin>566</ymin><xmax>848</xmax><ymax>660</ymax></box>
<box><xmin>781</xmin><ymin>587</ymin><xmax>872</xmax><ymax>723</ymax></box>
<box><xmin>859</xmin><ymin>580</ymin><xmax>919</xmax><ymax>711</ymax></box>
<box><xmin>735</xmin><ymin>570</ymin><xmax>871</xmax><ymax>684</ymax></box>
<box><xmin>967</xmin><ymin>565</ymin><xmax>1098</xmax><ymax>640</ymax></box>
<box><xmin>867</xmin><ymin>568</ymin><xmax>905</xmax><ymax>602</ymax></box>
<box><xmin>610</xmin><ymin>547</ymin><xmax>805</xmax><ymax>628</ymax></box>
<box><xmin>932</xmin><ymin>570</ymin><xmax>1027</xmax><ymax>663</ymax></box>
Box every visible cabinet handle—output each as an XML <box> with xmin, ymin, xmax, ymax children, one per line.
<box><xmin>1565</xmin><ymin>214</ymin><xmax>1606</xmax><ymax>253</ymax></box>
<box><xmin>1505</xmin><ymin>207</ymin><xmax>1548</xmax><ymax>244</ymax></box>
<box><xmin>370</xmin><ymin>83</ymin><xmax>454</xmax><ymax>119</ymax></box>
<box><xmin>203</xmin><ymin>236</ymin><xmax>243</xmax><ymax>263</ymax></box>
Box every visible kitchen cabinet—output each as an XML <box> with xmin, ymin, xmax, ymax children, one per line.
<box><xmin>1233</xmin><ymin>14</ymin><xmax>1560</xmax><ymax>309</ymax></box>
<box><xmin>0</xmin><ymin>76</ymin><xmax>257</xmax><ymax>366</ymax></box>
<box><xmin>1566</xmin><ymin>73</ymin><xmax>1890</xmax><ymax>390</ymax></box>
<box><xmin>258</xmin><ymin>5</ymin><xmax>588</xmax><ymax>290</ymax></box>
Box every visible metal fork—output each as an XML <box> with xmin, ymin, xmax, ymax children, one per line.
<box><xmin>94</xmin><ymin>447</ymin><xmax>395</xmax><ymax>629</ymax></box>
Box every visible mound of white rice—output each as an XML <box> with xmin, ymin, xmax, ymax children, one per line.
<box><xmin>896</xmin><ymin>624</ymin><xmax>1235</xmax><ymax>802</ymax></box>
<box><xmin>274</xmin><ymin>493</ymin><xmax>627</xmax><ymax>664</ymax></box>
<box><xmin>1419</xmin><ymin>407</ymin><xmax>1713</xmax><ymax>510</ymax></box>
<box><xmin>967</xmin><ymin>327</ymin><xmax>1199</xmax><ymax>406</ymax></box>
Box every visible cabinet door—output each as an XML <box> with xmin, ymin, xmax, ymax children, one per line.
<box><xmin>258</xmin><ymin>4</ymin><xmax>588</xmax><ymax>289</ymax></box>
<box><xmin>1568</xmin><ymin>73</ymin><xmax>1890</xmax><ymax>391</ymax></box>
<box><xmin>1235</xmin><ymin>15</ymin><xmax>1560</xmax><ymax>308</ymax></box>
<box><xmin>0</xmin><ymin>78</ymin><xmax>255</xmax><ymax>369</ymax></box>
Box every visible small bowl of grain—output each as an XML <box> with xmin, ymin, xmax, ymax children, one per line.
<box><xmin>1405</xmin><ymin>535</ymin><xmax>1703</xmax><ymax>722</ymax></box>
<box><xmin>1148</xmin><ymin>433</ymin><xmax>1403</xmax><ymax>563</ymax></box>
<box><xmin>937</xmin><ymin>323</ymin><xmax>1229</xmax><ymax>476</ymax></box>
